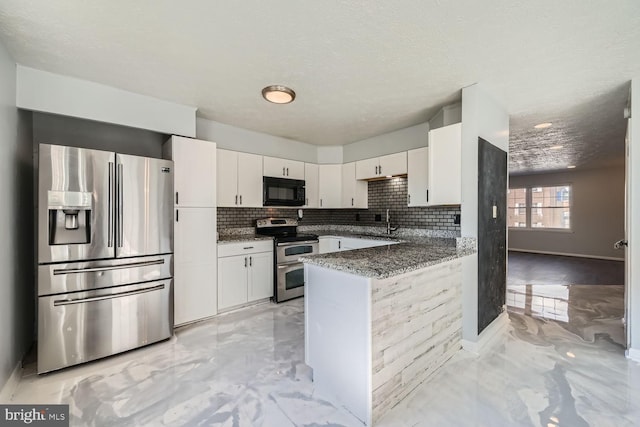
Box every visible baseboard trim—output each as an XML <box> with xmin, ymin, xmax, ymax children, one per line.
<box><xmin>0</xmin><ymin>361</ymin><xmax>23</xmax><ymax>402</ymax></box>
<box><xmin>462</xmin><ymin>311</ymin><xmax>510</xmax><ymax>355</ymax></box>
<box><xmin>508</xmin><ymin>248</ymin><xmax>624</xmax><ymax>262</ymax></box>
<box><xmin>626</xmin><ymin>348</ymin><xmax>640</xmax><ymax>363</ymax></box>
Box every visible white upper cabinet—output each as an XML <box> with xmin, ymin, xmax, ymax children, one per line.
<box><xmin>163</xmin><ymin>136</ymin><xmax>216</xmax><ymax>207</ymax></box>
<box><xmin>342</xmin><ymin>162</ymin><xmax>368</xmax><ymax>208</ymax></box>
<box><xmin>305</xmin><ymin>163</ymin><xmax>319</xmax><ymax>208</ymax></box>
<box><xmin>217</xmin><ymin>149</ymin><xmax>239</xmax><ymax>207</ymax></box>
<box><xmin>217</xmin><ymin>149</ymin><xmax>263</xmax><ymax>207</ymax></box>
<box><xmin>427</xmin><ymin>123</ymin><xmax>462</xmax><ymax>205</ymax></box>
<box><xmin>263</xmin><ymin>156</ymin><xmax>305</xmax><ymax>180</ymax></box>
<box><xmin>318</xmin><ymin>164</ymin><xmax>342</xmax><ymax>208</ymax></box>
<box><xmin>355</xmin><ymin>157</ymin><xmax>380</xmax><ymax>180</ymax></box>
<box><xmin>407</xmin><ymin>147</ymin><xmax>429</xmax><ymax>207</ymax></box>
<box><xmin>237</xmin><ymin>152</ymin><xmax>263</xmax><ymax>207</ymax></box>
<box><xmin>379</xmin><ymin>152</ymin><xmax>408</xmax><ymax>177</ymax></box>
<box><xmin>355</xmin><ymin>152</ymin><xmax>407</xmax><ymax>180</ymax></box>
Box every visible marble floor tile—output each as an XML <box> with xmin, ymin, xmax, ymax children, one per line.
<box><xmin>8</xmin><ymin>270</ymin><xmax>640</xmax><ymax>426</ymax></box>
<box><xmin>10</xmin><ymin>301</ymin><xmax>363</xmax><ymax>427</ymax></box>
<box><xmin>377</xmin><ymin>284</ymin><xmax>640</xmax><ymax>427</ymax></box>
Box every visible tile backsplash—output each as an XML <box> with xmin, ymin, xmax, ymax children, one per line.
<box><xmin>217</xmin><ymin>177</ymin><xmax>460</xmax><ymax>232</ymax></box>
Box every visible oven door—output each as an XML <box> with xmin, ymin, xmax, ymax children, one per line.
<box><xmin>276</xmin><ymin>262</ymin><xmax>305</xmax><ymax>302</ymax></box>
<box><xmin>276</xmin><ymin>240</ymin><xmax>319</xmax><ymax>264</ymax></box>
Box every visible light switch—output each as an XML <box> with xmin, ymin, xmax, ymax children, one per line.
<box><xmin>492</xmin><ymin>205</ymin><xmax>497</xmax><ymax>219</ymax></box>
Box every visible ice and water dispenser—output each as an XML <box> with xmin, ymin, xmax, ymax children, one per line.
<box><xmin>48</xmin><ymin>190</ymin><xmax>92</xmax><ymax>245</ymax></box>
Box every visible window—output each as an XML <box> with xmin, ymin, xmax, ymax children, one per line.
<box><xmin>507</xmin><ymin>188</ymin><xmax>527</xmax><ymax>228</ymax></box>
<box><xmin>508</xmin><ymin>185</ymin><xmax>571</xmax><ymax>230</ymax></box>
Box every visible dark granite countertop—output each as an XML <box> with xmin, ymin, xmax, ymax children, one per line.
<box><xmin>217</xmin><ymin>234</ymin><xmax>273</xmax><ymax>243</ymax></box>
<box><xmin>300</xmin><ymin>239</ymin><xmax>474</xmax><ymax>279</ymax></box>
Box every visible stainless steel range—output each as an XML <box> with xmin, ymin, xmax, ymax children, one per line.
<box><xmin>37</xmin><ymin>144</ymin><xmax>174</xmax><ymax>373</ymax></box>
<box><xmin>256</xmin><ymin>218</ymin><xmax>318</xmax><ymax>302</ymax></box>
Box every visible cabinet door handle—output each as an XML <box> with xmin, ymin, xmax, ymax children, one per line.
<box><xmin>235</xmin><ymin>194</ymin><xmax>238</xmax><ymax>205</ymax></box>
<box><xmin>379</xmin><ymin>165</ymin><xmax>382</xmax><ymax>174</ymax></box>
<box><xmin>320</xmin><ymin>198</ymin><xmax>323</xmax><ymax>207</ymax></box>
<box><xmin>287</xmin><ymin>167</ymin><xmax>289</xmax><ymax>176</ymax></box>
<box><xmin>351</xmin><ymin>197</ymin><xmax>354</xmax><ymax>206</ymax></box>
<box><xmin>243</xmin><ymin>246</ymin><xmax>254</xmax><ymax>250</ymax></box>
<box><xmin>283</xmin><ymin>167</ymin><xmax>286</xmax><ymax>176</ymax></box>
<box><xmin>176</xmin><ymin>209</ymin><xmax>179</xmax><ymax>222</ymax></box>
<box><xmin>338</xmin><ymin>241</ymin><xmax>341</xmax><ymax>249</ymax></box>
<box><xmin>375</xmin><ymin>165</ymin><xmax>378</xmax><ymax>175</ymax></box>
<box><xmin>249</xmin><ymin>256</ymin><xmax>252</xmax><ymax>266</ymax></box>
<box><xmin>175</xmin><ymin>191</ymin><xmax>179</xmax><ymax>205</ymax></box>
<box><xmin>306</xmin><ymin>198</ymin><xmax>308</xmax><ymax>205</ymax></box>
<box><xmin>240</xmin><ymin>194</ymin><xmax>242</xmax><ymax>205</ymax></box>
<box><xmin>408</xmin><ymin>194</ymin><xmax>410</xmax><ymax>204</ymax></box>
<box><xmin>426</xmin><ymin>190</ymin><xmax>429</xmax><ymax>202</ymax></box>
<box><xmin>244</xmin><ymin>257</ymin><xmax>247</xmax><ymax>268</ymax></box>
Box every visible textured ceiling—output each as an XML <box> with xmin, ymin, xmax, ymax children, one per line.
<box><xmin>0</xmin><ymin>1</ymin><xmax>638</xmax><ymax>174</ymax></box>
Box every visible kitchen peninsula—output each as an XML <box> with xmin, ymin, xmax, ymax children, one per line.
<box><xmin>302</xmin><ymin>237</ymin><xmax>475</xmax><ymax>426</ymax></box>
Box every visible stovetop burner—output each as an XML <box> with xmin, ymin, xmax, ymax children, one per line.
<box><xmin>255</xmin><ymin>217</ymin><xmax>318</xmax><ymax>243</ymax></box>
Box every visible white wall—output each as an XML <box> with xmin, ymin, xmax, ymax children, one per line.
<box><xmin>317</xmin><ymin>146</ymin><xmax>343</xmax><ymax>164</ymax></box>
<box><xmin>0</xmin><ymin>42</ymin><xmax>34</xmax><ymax>392</ymax></box>
<box><xmin>460</xmin><ymin>84</ymin><xmax>509</xmax><ymax>346</ymax></box>
<box><xmin>197</xmin><ymin>117</ymin><xmax>318</xmax><ymax>162</ymax></box>
<box><xmin>16</xmin><ymin>66</ymin><xmax>196</xmax><ymax>137</ymax></box>
<box><xmin>628</xmin><ymin>78</ymin><xmax>640</xmax><ymax>360</ymax></box>
<box><xmin>509</xmin><ymin>167</ymin><xmax>625</xmax><ymax>260</ymax></box>
<box><xmin>342</xmin><ymin>122</ymin><xmax>429</xmax><ymax>163</ymax></box>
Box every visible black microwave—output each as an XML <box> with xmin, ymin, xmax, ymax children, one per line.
<box><xmin>263</xmin><ymin>177</ymin><xmax>306</xmax><ymax>206</ymax></box>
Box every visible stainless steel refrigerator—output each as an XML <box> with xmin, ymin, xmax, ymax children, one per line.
<box><xmin>37</xmin><ymin>144</ymin><xmax>174</xmax><ymax>373</ymax></box>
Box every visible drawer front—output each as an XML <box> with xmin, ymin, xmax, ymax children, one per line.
<box><xmin>38</xmin><ymin>254</ymin><xmax>173</xmax><ymax>296</ymax></box>
<box><xmin>218</xmin><ymin>240</ymin><xmax>273</xmax><ymax>257</ymax></box>
<box><xmin>38</xmin><ymin>279</ymin><xmax>173</xmax><ymax>373</ymax></box>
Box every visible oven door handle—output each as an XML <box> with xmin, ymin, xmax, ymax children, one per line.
<box><xmin>277</xmin><ymin>240</ymin><xmax>319</xmax><ymax>247</ymax></box>
<box><xmin>277</xmin><ymin>262</ymin><xmax>304</xmax><ymax>269</ymax></box>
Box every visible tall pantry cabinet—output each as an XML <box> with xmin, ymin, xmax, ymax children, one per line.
<box><xmin>163</xmin><ymin>136</ymin><xmax>218</xmax><ymax>326</ymax></box>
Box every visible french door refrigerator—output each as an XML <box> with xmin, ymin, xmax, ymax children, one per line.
<box><xmin>37</xmin><ymin>144</ymin><xmax>174</xmax><ymax>373</ymax></box>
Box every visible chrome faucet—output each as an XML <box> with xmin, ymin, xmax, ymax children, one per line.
<box><xmin>386</xmin><ymin>209</ymin><xmax>398</xmax><ymax>235</ymax></box>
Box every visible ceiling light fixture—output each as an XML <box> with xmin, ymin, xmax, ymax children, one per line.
<box><xmin>262</xmin><ymin>85</ymin><xmax>296</xmax><ymax>104</ymax></box>
<box><xmin>550</xmin><ymin>145</ymin><xmax>563</xmax><ymax>150</ymax></box>
<box><xmin>534</xmin><ymin>122</ymin><xmax>553</xmax><ymax>129</ymax></box>
<box><xmin>567</xmin><ymin>165</ymin><xmax>576</xmax><ymax>169</ymax></box>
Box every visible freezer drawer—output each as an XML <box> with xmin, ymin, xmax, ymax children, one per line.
<box><xmin>38</xmin><ymin>254</ymin><xmax>173</xmax><ymax>296</ymax></box>
<box><xmin>37</xmin><ymin>279</ymin><xmax>173</xmax><ymax>374</ymax></box>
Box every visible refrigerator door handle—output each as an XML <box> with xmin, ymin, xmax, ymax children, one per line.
<box><xmin>53</xmin><ymin>284</ymin><xmax>165</xmax><ymax>306</ymax></box>
<box><xmin>108</xmin><ymin>162</ymin><xmax>114</xmax><ymax>247</ymax></box>
<box><xmin>117</xmin><ymin>163</ymin><xmax>124</xmax><ymax>247</ymax></box>
<box><xmin>53</xmin><ymin>259</ymin><xmax>165</xmax><ymax>275</ymax></box>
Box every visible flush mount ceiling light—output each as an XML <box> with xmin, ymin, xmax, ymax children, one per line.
<box><xmin>567</xmin><ymin>165</ymin><xmax>576</xmax><ymax>169</ymax></box>
<box><xmin>534</xmin><ymin>122</ymin><xmax>553</xmax><ymax>129</ymax></box>
<box><xmin>550</xmin><ymin>145</ymin><xmax>564</xmax><ymax>150</ymax></box>
<box><xmin>262</xmin><ymin>85</ymin><xmax>296</xmax><ymax>104</ymax></box>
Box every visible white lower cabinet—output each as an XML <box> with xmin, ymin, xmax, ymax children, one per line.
<box><xmin>174</xmin><ymin>207</ymin><xmax>217</xmax><ymax>326</ymax></box>
<box><xmin>318</xmin><ymin>236</ymin><xmax>396</xmax><ymax>254</ymax></box>
<box><xmin>217</xmin><ymin>240</ymin><xmax>273</xmax><ymax>311</ymax></box>
<box><xmin>247</xmin><ymin>251</ymin><xmax>274</xmax><ymax>301</ymax></box>
<box><xmin>319</xmin><ymin>236</ymin><xmax>342</xmax><ymax>253</ymax></box>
